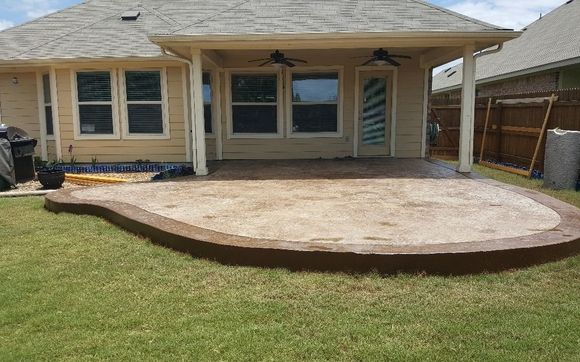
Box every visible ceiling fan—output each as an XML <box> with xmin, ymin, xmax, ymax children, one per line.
<box><xmin>248</xmin><ymin>50</ymin><xmax>307</xmax><ymax>68</ymax></box>
<box><xmin>356</xmin><ymin>48</ymin><xmax>411</xmax><ymax>66</ymax></box>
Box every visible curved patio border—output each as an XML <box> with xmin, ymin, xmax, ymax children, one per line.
<box><xmin>44</xmin><ymin>173</ymin><xmax>580</xmax><ymax>275</ymax></box>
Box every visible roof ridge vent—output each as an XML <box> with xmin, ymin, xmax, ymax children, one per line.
<box><xmin>121</xmin><ymin>11</ymin><xmax>141</xmax><ymax>21</ymax></box>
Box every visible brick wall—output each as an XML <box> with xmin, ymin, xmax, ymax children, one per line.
<box><xmin>476</xmin><ymin>72</ymin><xmax>560</xmax><ymax>97</ymax></box>
<box><xmin>434</xmin><ymin>72</ymin><xmax>561</xmax><ymax>99</ymax></box>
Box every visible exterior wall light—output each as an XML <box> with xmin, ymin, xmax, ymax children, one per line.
<box><xmin>11</xmin><ymin>77</ymin><xmax>19</xmax><ymax>85</ymax></box>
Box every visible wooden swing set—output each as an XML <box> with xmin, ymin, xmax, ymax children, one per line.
<box><xmin>478</xmin><ymin>94</ymin><xmax>558</xmax><ymax>178</ymax></box>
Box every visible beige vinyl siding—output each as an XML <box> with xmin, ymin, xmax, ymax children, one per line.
<box><xmin>56</xmin><ymin>65</ymin><xmax>194</xmax><ymax>163</ymax></box>
<box><xmin>0</xmin><ymin>52</ymin><xmax>426</xmax><ymax>163</ymax></box>
<box><xmin>47</xmin><ymin>139</ymin><xmax>57</xmax><ymax>161</ymax></box>
<box><xmin>395</xmin><ymin>57</ymin><xmax>425</xmax><ymax>158</ymax></box>
<box><xmin>219</xmin><ymin>51</ymin><xmax>354</xmax><ymax>160</ymax></box>
<box><xmin>217</xmin><ymin>49</ymin><xmax>424</xmax><ymax>160</ymax></box>
<box><xmin>205</xmin><ymin>138</ymin><xmax>217</xmax><ymax>161</ymax></box>
<box><xmin>0</xmin><ymin>72</ymin><xmax>41</xmax><ymax>156</ymax></box>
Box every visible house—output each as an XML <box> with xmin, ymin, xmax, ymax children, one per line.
<box><xmin>433</xmin><ymin>0</ymin><xmax>580</xmax><ymax>98</ymax></box>
<box><xmin>0</xmin><ymin>0</ymin><xmax>519</xmax><ymax>175</ymax></box>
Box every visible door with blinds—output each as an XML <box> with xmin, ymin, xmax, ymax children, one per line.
<box><xmin>357</xmin><ymin>71</ymin><xmax>392</xmax><ymax>157</ymax></box>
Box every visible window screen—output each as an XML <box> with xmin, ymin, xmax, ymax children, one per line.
<box><xmin>42</xmin><ymin>74</ymin><xmax>53</xmax><ymax>135</ymax></box>
<box><xmin>125</xmin><ymin>71</ymin><xmax>164</xmax><ymax>135</ymax></box>
<box><xmin>76</xmin><ymin>72</ymin><xmax>114</xmax><ymax>135</ymax></box>
<box><xmin>231</xmin><ymin>74</ymin><xmax>278</xmax><ymax>134</ymax></box>
<box><xmin>203</xmin><ymin>72</ymin><xmax>212</xmax><ymax>134</ymax></box>
<box><xmin>291</xmin><ymin>73</ymin><xmax>338</xmax><ymax>133</ymax></box>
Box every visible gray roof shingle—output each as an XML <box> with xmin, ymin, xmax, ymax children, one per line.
<box><xmin>166</xmin><ymin>0</ymin><xmax>506</xmax><ymax>36</ymax></box>
<box><xmin>0</xmin><ymin>0</ymin><xmax>510</xmax><ymax>62</ymax></box>
<box><xmin>432</xmin><ymin>0</ymin><xmax>580</xmax><ymax>92</ymax></box>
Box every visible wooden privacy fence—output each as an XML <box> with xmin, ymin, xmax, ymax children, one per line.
<box><xmin>430</xmin><ymin>89</ymin><xmax>580</xmax><ymax>171</ymax></box>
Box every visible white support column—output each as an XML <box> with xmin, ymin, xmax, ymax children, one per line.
<box><xmin>420</xmin><ymin>67</ymin><xmax>430</xmax><ymax>159</ymax></box>
<box><xmin>212</xmin><ymin>71</ymin><xmax>223</xmax><ymax>160</ymax></box>
<box><xmin>181</xmin><ymin>65</ymin><xmax>192</xmax><ymax>163</ymax></box>
<box><xmin>190</xmin><ymin>49</ymin><xmax>208</xmax><ymax>175</ymax></box>
<box><xmin>49</xmin><ymin>67</ymin><xmax>62</xmax><ymax>161</ymax></box>
<box><xmin>458</xmin><ymin>44</ymin><xmax>476</xmax><ymax>173</ymax></box>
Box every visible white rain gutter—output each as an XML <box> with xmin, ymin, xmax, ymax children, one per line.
<box><xmin>474</xmin><ymin>43</ymin><xmax>503</xmax><ymax>59</ymax></box>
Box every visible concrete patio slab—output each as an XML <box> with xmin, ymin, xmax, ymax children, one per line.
<box><xmin>45</xmin><ymin>159</ymin><xmax>580</xmax><ymax>274</ymax></box>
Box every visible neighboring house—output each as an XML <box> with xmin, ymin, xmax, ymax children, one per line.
<box><xmin>433</xmin><ymin>0</ymin><xmax>580</xmax><ymax>98</ymax></box>
<box><xmin>0</xmin><ymin>0</ymin><xmax>518</xmax><ymax>175</ymax></box>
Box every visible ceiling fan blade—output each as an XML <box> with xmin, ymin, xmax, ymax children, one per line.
<box><xmin>384</xmin><ymin>57</ymin><xmax>401</xmax><ymax>67</ymax></box>
<box><xmin>388</xmin><ymin>54</ymin><xmax>412</xmax><ymax>59</ymax></box>
<box><xmin>361</xmin><ymin>58</ymin><xmax>375</xmax><ymax>66</ymax></box>
<box><xmin>259</xmin><ymin>60</ymin><xmax>274</xmax><ymax>67</ymax></box>
<box><xmin>248</xmin><ymin>58</ymin><xmax>272</xmax><ymax>62</ymax></box>
<box><xmin>352</xmin><ymin>55</ymin><xmax>374</xmax><ymax>58</ymax></box>
<box><xmin>282</xmin><ymin>59</ymin><xmax>296</xmax><ymax>67</ymax></box>
<box><xmin>285</xmin><ymin>58</ymin><xmax>308</xmax><ymax>63</ymax></box>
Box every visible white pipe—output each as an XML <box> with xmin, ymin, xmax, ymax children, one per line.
<box><xmin>160</xmin><ymin>47</ymin><xmax>197</xmax><ymax>170</ymax></box>
<box><xmin>475</xmin><ymin>43</ymin><xmax>503</xmax><ymax>59</ymax></box>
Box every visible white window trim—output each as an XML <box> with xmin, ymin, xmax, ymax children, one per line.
<box><xmin>120</xmin><ymin>68</ymin><xmax>170</xmax><ymax>140</ymax></box>
<box><xmin>203</xmin><ymin>70</ymin><xmax>216</xmax><ymax>138</ymax></box>
<box><xmin>71</xmin><ymin>69</ymin><xmax>120</xmax><ymax>140</ymax></box>
<box><xmin>39</xmin><ymin>73</ymin><xmax>55</xmax><ymax>141</ymax></box>
<box><xmin>35</xmin><ymin>72</ymin><xmax>48</xmax><ymax>161</ymax></box>
<box><xmin>285</xmin><ymin>66</ymin><xmax>344</xmax><ymax>138</ymax></box>
<box><xmin>225</xmin><ymin>68</ymin><xmax>284</xmax><ymax>139</ymax></box>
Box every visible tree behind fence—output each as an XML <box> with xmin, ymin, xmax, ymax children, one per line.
<box><xmin>430</xmin><ymin>88</ymin><xmax>580</xmax><ymax>171</ymax></box>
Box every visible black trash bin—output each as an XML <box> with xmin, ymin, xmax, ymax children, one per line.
<box><xmin>0</xmin><ymin>124</ymin><xmax>37</xmax><ymax>183</ymax></box>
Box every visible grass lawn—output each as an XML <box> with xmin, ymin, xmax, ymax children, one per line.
<box><xmin>1</xmin><ymin>164</ymin><xmax>580</xmax><ymax>360</ymax></box>
<box><xmin>448</xmin><ymin>161</ymin><xmax>580</xmax><ymax>209</ymax></box>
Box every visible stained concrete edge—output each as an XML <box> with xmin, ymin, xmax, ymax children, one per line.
<box><xmin>44</xmin><ymin>164</ymin><xmax>580</xmax><ymax>275</ymax></box>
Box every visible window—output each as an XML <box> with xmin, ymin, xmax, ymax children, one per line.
<box><xmin>42</xmin><ymin>74</ymin><xmax>53</xmax><ymax>136</ymax></box>
<box><xmin>124</xmin><ymin>70</ymin><xmax>165</xmax><ymax>135</ymax></box>
<box><xmin>76</xmin><ymin>71</ymin><xmax>115</xmax><ymax>135</ymax></box>
<box><xmin>203</xmin><ymin>72</ymin><xmax>212</xmax><ymax>134</ymax></box>
<box><xmin>230</xmin><ymin>73</ymin><xmax>278</xmax><ymax>135</ymax></box>
<box><xmin>290</xmin><ymin>72</ymin><xmax>339</xmax><ymax>134</ymax></box>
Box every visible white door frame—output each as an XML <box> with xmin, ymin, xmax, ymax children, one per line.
<box><xmin>353</xmin><ymin>66</ymin><xmax>398</xmax><ymax>157</ymax></box>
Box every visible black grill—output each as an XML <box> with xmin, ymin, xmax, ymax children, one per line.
<box><xmin>0</xmin><ymin>124</ymin><xmax>38</xmax><ymax>184</ymax></box>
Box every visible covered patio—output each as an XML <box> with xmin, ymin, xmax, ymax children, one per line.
<box><xmin>150</xmin><ymin>21</ymin><xmax>519</xmax><ymax>174</ymax></box>
<box><xmin>46</xmin><ymin>159</ymin><xmax>580</xmax><ymax>274</ymax></box>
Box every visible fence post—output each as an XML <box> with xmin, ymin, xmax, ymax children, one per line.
<box><xmin>495</xmin><ymin>102</ymin><xmax>503</xmax><ymax>162</ymax></box>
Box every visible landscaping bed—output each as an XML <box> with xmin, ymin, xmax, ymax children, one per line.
<box><xmin>1</xmin><ymin>172</ymin><xmax>157</xmax><ymax>195</ymax></box>
<box><xmin>0</xmin><ymin>162</ymin><xmax>190</xmax><ymax>195</ymax></box>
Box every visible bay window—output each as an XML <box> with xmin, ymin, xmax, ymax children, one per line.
<box><xmin>230</xmin><ymin>73</ymin><xmax>279</xmax><ymax>136</ymax></box>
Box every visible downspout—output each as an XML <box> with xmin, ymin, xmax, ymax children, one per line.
<box><xmin>159</xmin><ymin>47</ymin><xmax>197</xmax><ymax>170</ymax></box>
<box><xmin>470</xmin><ymin>43</ymin><xmax>503</xmax><ymax>96</ymax></box>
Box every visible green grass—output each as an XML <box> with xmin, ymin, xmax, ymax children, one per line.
<box><xmin>447</xmin><ymin>161</ymin><xmax>579</xmax><ymax>209</ymax></box>
<box><xmin>1</xmin><ymin>197</ymin><xmax>579</xmax><ymax>361</ymax></box>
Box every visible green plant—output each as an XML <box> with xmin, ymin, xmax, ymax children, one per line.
<box><xmin>91</xmin><ymin>156</ymin><xmax>98</xmax><ymax>168</ymax></box>
<box><xmin>34</xmin><ymin>156</ymin><xmax>47</xmax><ymax>169</ymax></box>
<box><xmin>68</xmin><ymin>145</ymin><xmax>76</xmax><ymax>167</ymax></box>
